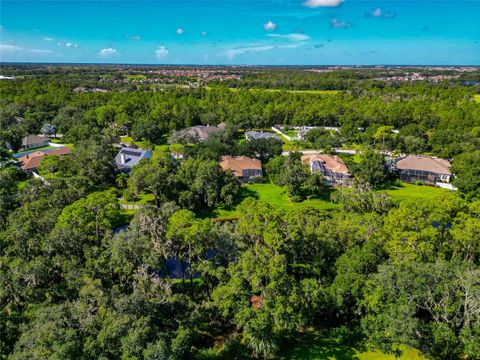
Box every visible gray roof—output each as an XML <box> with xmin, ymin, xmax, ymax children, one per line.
<box><xmin>245</xmin><ymin>131</ymin><xmax>280</xmax><ymax>140</ymax></box>
<box><xmin>185</xmin><ymin>125</ymin><xmax>221</xmax><ymax>141</ymax></box>
<box><xmin>22</xmin><ymin>135</ymin><xmax>50</xmax><ymax>146</ymax></box>
<box><xmin>115</xmin><ymin>147</ymin><xmax>152</xmax><ymax>172</ymax></box>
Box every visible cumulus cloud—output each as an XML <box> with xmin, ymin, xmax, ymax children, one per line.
<box><xmin>43</xmin><ymin>37</ymin><xmax>54</xmax><ymax>42</ymax></box>
<box><xmin>98</xmin><ymin>48</ymin><xmax>118</xmax><ymax>57</ymax></box>
<box><xmin>226</xmin><ymin>43</ymin><xmax>301</xmax><ymax>59</ymax></box>
<box><xmin>155</xmin><ymin>46</ymin><xmax>169</xmax><ymax>59</ymax></box>
<box><xmin>65</xmin><ymin>42</ymin><xmax>78</xmax><ymax>48</ymax></box>
<box><xmin>263</xmin><ymin>21</ymin><xmax>277</xmax><ymax>31</ymax></box>
<box><xmin>331</xmin><ymin>19</ymin><xmax>352</xmax><ymax>28</ymax></box>
<box><xmin>267</xmin><ymin>33</ymin><xmax>310</xmax><ymax>41</ymax></box>
<box><xmin>303</xmin><ymin>0</ymin><xmax>342</xmax><ymax>8</ymax></box>
<box><xmin>366</xmin><ymin>8</ymin><xmax>396</xmax><ymax>18</ymax></box>
<box><xmin>176</xmin><ymin>28</ymin><xmax>185</xmax><ymax>35</ymax></box>
<box><xmin>0</xmin><ymin>43</ymin><xmax>53</xmax><ymax>56</ymax></box>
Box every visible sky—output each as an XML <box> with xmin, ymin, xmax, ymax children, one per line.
<box><xmin>0</xmin><ymin>0</ymin><xmax>479</xmax><ymax>65</ymax></box>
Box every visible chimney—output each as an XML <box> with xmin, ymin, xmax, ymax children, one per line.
<box><xmin>120</xmin><ymin>153</ymin><xmax>126</xmax><ymax>164</ymax></box>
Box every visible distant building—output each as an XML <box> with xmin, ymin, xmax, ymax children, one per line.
<box><xmin>395</xmin><ymin>155</ymin><xmax>451</xmax><ymax>185</ymax></box>
<box><xmin>21</xmin><ymin>135</ymin><xmax>50</xmax><ymax>150</ymax></box>
<box><xmin>184</xmin><ymin>125</ymin><xmax>222</xmax><ymax>142</ymax></box>
<box><xmin>245</xmin><ymin>131</ymin><xmax>280</xmax><ymax>141</ymax></box>
<box><xmin>18</xmin><ymin>147</ymin><xmax>72</xmax><ymax>172</ymax></box>
<box><xmin>301</xmin><ymin>154</ymin><xmax>351</xmax><ymax>186</ymax></box>
<box><xmin>115</xmin><ymin>147</ymin><xmax>153</xmax><ymax>173</ymax></box>
<box><xmin>219</xmin><ymin>156</ymin><xmax>263</xmax><ymax>183</ymax></box>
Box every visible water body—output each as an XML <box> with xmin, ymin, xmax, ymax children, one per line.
<box><xmin>1</xmin><ymin>0</ymin><xmax>479</xmax><ymax>64</ymax></box>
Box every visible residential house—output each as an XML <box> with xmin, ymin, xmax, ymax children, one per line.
<box><xmin>395</xmin><ymin>155</ymin><xmax>451</xmax><ymax>185</ymax></box>
<box><xmin>18</xmin><ymin>147</ymin><xmax>72</xmax><ymax>172</ymax></box>
<box><xmin>301</xmin><ymin>154</ymin><xmax>351</xmax><ymax>186</ymax></box>
<box><xmin>115</xmin><ymin>146</ymin><xmax>153</xmax><ymax>173</ymax></box>
<box><xmin>21</xmin><ymin>135</ymin><xmax>50</xmax><ymax>150</ymax></box>
<box><xmin>184</xmin><ymin>125</ymin><xmax>222</xmax><ymax>142</ymax></box>
<box><xmin>245</xmin><ymin>131</ymin><xmax>280</xmax><ymax>141</ymax></box>
<box><xmin>219</xmin><ymin>156</ymin><xmax>263</xmax><ymax>183</ymax></box>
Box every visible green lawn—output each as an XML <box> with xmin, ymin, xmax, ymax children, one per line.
<box><xmin>385</xmin><ymin>182</ymin><xmax>447</xmax><ymax>203</ymax></box>
<box><xmin>283</xmin><ymin>333</ymin><xmax>426</xmax><ymax>360</ymax></box>
<box><xmin>211</xmin><ymin>182</ymin><xmax>449</xmax><ymax>219</ymax></box>
<box><xmin>119</xmin><ymin>193</ymin><xmax>155</xmax><ymax>205</ymax></box>
<box><xmin>474</xmin><ymin>94</ymin><xmax>480</xmax><ymax>103</ymax></box>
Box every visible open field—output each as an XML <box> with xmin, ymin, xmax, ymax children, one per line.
<box><xmin>207</xmin><ymin>182</ymin><xmax>448</xmax><ymax>219</ymax></box>
<box><xmin>283</xmin><ymin>333</ymin><xmax>426</xmax><ymax>360</ymax></box>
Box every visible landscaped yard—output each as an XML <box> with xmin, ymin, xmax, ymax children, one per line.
<box><xmin>283</xmin><ymin>333</ymin><xmax>426</xmax><ymax>360</ymax></box>
<box><xmin>211</xmin><ymin>182</ymin><xmax>449</xmax><ymax>219</ymax></box>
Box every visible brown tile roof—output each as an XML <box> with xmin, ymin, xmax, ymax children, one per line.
<box><xmin>19</xmin><ymin>147</ymin><xmax>72</xmax><ymax>171</ymax></box>
<box><xmin>301</xmin><ymin>154</ymin><xmax>350</xmax><ymax>175</ymax></box>
<box><xmin>219</xmin><ymin>156</ymin><xmax>262</xmax><ymax>177</ymax></box>
<box><xmin>396</xmin><ymin>155</ymin><xmax>451</xmax><ymax>175</ymax></box>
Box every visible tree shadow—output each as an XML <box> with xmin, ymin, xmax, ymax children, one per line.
<box><xmin>197</xmin><ymin>186</ymin><xmax>259</xmax><ymax>219</ymax></box>
<box><xmin>281</xmin><ymin>332</ymin><xmax>361</xmax><ymax>360</ymax></box>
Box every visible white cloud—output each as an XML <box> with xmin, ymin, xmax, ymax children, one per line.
<box><xmin>201</xmin><ymin>31</ymin><xmax>208</xmax><ymax>36</ymax></box>
<box><xmin>226</xmin><ymin>43</ymin><xmax>301</xmax><ymax>58</ymax></box>
<box><xmin>98</xmin><ymin>48</ymin><xmax>118</xmax><ymax>57</ymax></box>
<box><xmin>303</xmin><ymin>0</ymin><xmax>342</xmax><ymax>8</ymax></box>
<box><xmin>332</xmin><ymin>19</ymin><xmax>352</xmax><ymax>28</ymax></box>
<box><xmin>367</xmin><ymin>8</ymin><xmax>396</xmax><ymax>18</ymax></box>
<box><xmin>372</xmin><ymin>8</ymin><xmax>382</xmax><ymax>17</ymax></box>
<box><xmin>0</xmin><ymin>43</ymin><xmax>53</xmax><ymax>56</ymax></box>
<box><xmin>128</xmin><ymin>35</ymin><xmax>141</xmax><ymax>40</ymax></box>
<box><xmin>65</xmin><ymin>42</ymin><xmax>78</xmax><ymax>48</ymax></box>
<box><xmin>176</xmin><ymin>28</ymin><xmax>185</xmax><ymax>35</ymax></box>
<box><xmin>155</xmin><ymin>46</ymin><xmax>169</xmax><ymax>59</ymax></box>
<box><xmin>43</xmin><ymin>37</ymin><xmax>54</xmax><ymax>42</ymax></box>
<box><xmin>263</xmin><ymin>21</ymin><xmax>277</xmax><ymax>31</ymax></box>
<box><xmin>267</xmin><ymin>33</ymin><xmax>310</xmax><ymax>41</ymax></box>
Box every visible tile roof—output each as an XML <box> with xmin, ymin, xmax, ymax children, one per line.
<box><xmin>18</xmin><ymin>147</ymin><xmax>71</xmax><ymax>170</ymax></box>
<box><xmin>220</xmin><ymin>156</ymin><xmax>262</xmax><ymax>177</ymax></box>
<box><xmin>396</xmin><ymin>155</ymin><xmax>451</xmax><ymax>175</ymax></box>
<box><xmin>185</xmin><ymin>125</ymin><xmax>222</xmax><ymax>141</ymax></box>
<box><xmin>301</xmin><ymin>154</ymin><xmax>350</xmax><ymax>175</ymax></box>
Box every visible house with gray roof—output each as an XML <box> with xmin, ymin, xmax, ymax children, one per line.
<box><xmin>115</xmin><ymin>146</ymin><xmax>153</xmax><ymax>173</ymax></box>
<box><xmin>21</xmin><ymin>135</ymin><xmax>50</xmax><ymax>150</ymax></box>
<box><xmin>245</xmin><ymin>131</ymin><xmax>280</xmax><ymax>141</ymax></box>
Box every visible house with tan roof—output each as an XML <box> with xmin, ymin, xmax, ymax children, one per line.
<box><xmin>18</xmin><ymin>147</ymin><xmax>72</xmax><ymax>172</ymax></box>
<box><xmin>395</xmin><ymin>155</ymin><xmax>451</xmax><ymax>185</ymax></box>
<box><xmin>301</xmin><ymin>154</ymin><xmax>351</xmax><ymax>186</ymax></box>
<box><xmin>219</xmin><ymin>156</ymin><xmax>263</xmax><ymax>183</ymax></box>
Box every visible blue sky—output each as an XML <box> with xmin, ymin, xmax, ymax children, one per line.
<box><xmin>1</xmin><ymin>0</ymin><xmax>479</xmax><ymax>65</ymax></box>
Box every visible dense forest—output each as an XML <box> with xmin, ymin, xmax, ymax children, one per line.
<box><xmin>1</xmin><ymin>66</ymin><xmax>480</xmax><ymax>359</ymax></box>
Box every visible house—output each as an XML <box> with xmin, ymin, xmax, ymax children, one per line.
<box><xmin>395</xmin><ymin>155</ymin><xmax>451</xmax><ymax>185</ymax></box>
<box><xmin>184</xmin><ymin>125</ymin><xmax>222</xmax><ymax>142</ymax></box>
<box><xmin>219</xmin><ymin>156</ymin><xmax>263</xmax><ymax>183</ymax></box>
<box><xmin>245</xmin><ymin>131</ymin><xmax>280</xmax><ymax>141</ymax></box>
<box><xmin>18</xmin><ymin>147</ymin><xmax>72</xmax><ymax>172</ymax></box>
<box><xmin>115</xmin><ymin>146</ymin><xmax>153</xmax><ymax>173</ymax></box>
<box><xmin>301</xmin><ymin>154</ymin><xmax>351</xmax><ymax>186</ymax></box>
<box><xmin>21</xmin><ymin>135</ymin><xmax>50</xmax><ymax>150</ymax></box>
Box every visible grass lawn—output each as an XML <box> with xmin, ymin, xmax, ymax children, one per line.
<box><xmin>210</xmin><ymin>182</ymin><xmax>449</xmax><ymax>219</ymax></box>
<box><xmin>209</xmin><ymin>183</ymin><xmax>339</xmax><ymax>218</ymax></box>
<box><xmin>120</xmin><ymin>136</ymin><xmax>134</xmax><ymax>145</ymax></box>
<box><xmin>283</xmin><ymin>333</ymin><xmax>426</xmax><ymax>360</ymax></box>
<box><xmin>119</xmin><ymin>193</ymin><xmax>155</xmax><ymax>205</ymax></box>
<box><xmin>474</xmin><ymin>94</ymin><xmax>480</xmax><ymax>103</ymax></box>
<box><xmin>385</xmin><ymin>182</ymin><xmax>448</xmax><ymax>203</ymax></box>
